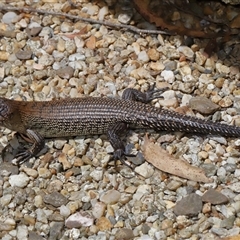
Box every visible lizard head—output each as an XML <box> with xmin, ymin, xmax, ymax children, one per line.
<box><xmin>0</xmin><ymin>98</ymin><xmax>15</xmax><ymax>125</ymax></box>
<box><xmin>0</xmin><ymin>98</ymin><xmax>25</xmax><ymax>132</ymax></box>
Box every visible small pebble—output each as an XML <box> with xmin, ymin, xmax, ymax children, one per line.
<box><xmin>161</xmin><ymin>70</ymin><xmax>175</xmax><ymax>83</ymax></box>
<box><xmin>0</xmin><ymin>194</ymin><xmax>13</xmax><ymax>207</ymax></box>
<box><xmin>202</xmin><ymin>188</ymin><xmax>229</xmax><ymax>204</ymax></box>
<box><xmin>38</xmin><ymin>168</ymin><xmax>52</xmax><ymax>178</ymax></box>
<box><xmin>15</xmin><ymin>50</ymin><xmax>32</xmax><ymax>60</ymax></box>
<box><xmin>135</xmin><ymin>162</ymin><xmax>154</xmax><ymax>178</ymax></box>
<box><xmin>2</xmin><ymin>12</ymin><xmax>18</xmax><ymax>23</ymax></box>
<box><xmin>167</xmin><ymin>180</ymin><xmax>183</xmax><ymax>191</ymax></box>
<box><xmin>218</xmin><ymin>96</ymin><xmax>233</xmax><ymax>108</ymax></box>
<box><xmin>118</xmin><ymin>13</ymin><xmax>132</xmax><ymax>24</ymax></box>
<box><xmin>100</xmin><ymin>190</ymin><xmax>121</xmax><ymax>204</ymax></box>
<box><xmin>138</xmin><ymin>51</ymin><xmax>150</xmax><ymax>62</ymax></box>
<box><xmin>43</xmin><ymin>192</ymin><xmax>68</xmax><ymax>207</ymax></box>
<box><xmin>174</xmin><ymin>193</ymin><xmax>203</xmax><ymax>216</ymax></box>
<box><xmin>92</xmin><ymin>202</ymin><xmax>106</xmax><ymax>219</ymax></box>
<box><xmin>115</xmin><ymin>228</ymin><xmax>134</xmax><ymax>240</ymax></box>
<box><xmin>9</xmin><ymin>173</ymin><xmax>29</xmax><ymax>188</ymax></box>
<box><xmin>189</xmin><ymin>96</ymin><xmax>220</xmax><ymax>114</ymax></box>
<box><xmin>60</xmin><ymin>205</ymin><xmax>71</xmax><ymax>217</ymax></box>
<box><xmin>89</xmin><ymin>168</ymin><xmax>103</xmax><ymax>181</ymax></box>
<box><xmin>96</xmin><ymin>217</ymin><xmax>112</xmax><ymax>231</ymax></box>
<box><xmin>16</xmin><ymin>225</ymin><xmax>28</xmax><ymax>239</ymax></box>
<box><xmin>229</xmin><ymin>182</ymin><xmax>240</xmax><ymax>193</ymax></box>
<box><xmin>178</xmin><ymin>46</ymin><xmax>194</xmax><ymax>60</ymax></box>
<box><xmin>22</xmin><ymin>167</ymin><xmax>38</xmax><ymax>178</ymax></box>
<box><xmin>65</xmin><ymin>212</ymin><xmax>94</xmax><ymax>228</ymax></box>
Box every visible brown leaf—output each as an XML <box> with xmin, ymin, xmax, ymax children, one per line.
<box><xmin>133</xmin><ymin>0</ymin><xmax>216</xmax><ymax>38</ymax></box>
<box><xmin>60</xmin><ymin>26</ymin><xmax>88</xmax><ymax>39</ymax></box>
<box><xmin>133</xmin><ymin>0</ymin><xmax>233</xmax><ymax>39</ymax></box>
<box><xmin>142</xmin><ymin>135</ymin><xmax>212</xmax><ymax>183</ymax></box>
<box><xmin>230</xmin><ymin>15</ymin><xmax>240</xmax><ymax>29</ymax></box>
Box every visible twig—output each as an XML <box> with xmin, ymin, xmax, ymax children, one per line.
<box><xmin>0</xmin><ymin>4</ymin><xmax>172</xmax><ymax>36</ymax></box>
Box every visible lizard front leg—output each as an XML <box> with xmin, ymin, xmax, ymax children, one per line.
<box><xmin>13</xmin><ymin>129</ymin><xmax>45</xmax><ymax>164</ymax></box>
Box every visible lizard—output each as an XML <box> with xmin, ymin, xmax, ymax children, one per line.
<box><xmin>0</xmin><ymin>85</ymin><xmax>239</xmax><ymax>165</ymax></box>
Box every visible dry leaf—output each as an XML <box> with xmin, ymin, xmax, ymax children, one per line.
<box><xmin>133</xmin><ymin>0</ymin><xmax>235</xmax><ymax>39</ymax></box>
<box><xmin>60</xmin><ymin>26</ymin><xmax>88</xmax><ymax>39</ymax></box>
<box><xmin>133</xmin><ymin>0</ymin><xmax>219</xmax><ymax>38</ymax></box>
<box><xmin>86</xmin><ymin>35</ymin><xmax>96</xmax><ymax>50</ymax></box>
<box><xmin>142</xmin><ymin>135</ymin><xmax>212</xmax><ymax>183</ymax></box>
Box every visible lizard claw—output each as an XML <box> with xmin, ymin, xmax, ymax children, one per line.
<box><xmin>145</xmin><ymin>83</ymin><xmax>169</xmax><ymax>102</ymax></box>
<box><xmin>12</xmin><ymin>148</ymin><xmax>33</xmax><ymax>165</ymax></box>
<box><xmin>108</xmin><ymin>149</ymin><xmax>136</xmax><ymax>172</ymax></box>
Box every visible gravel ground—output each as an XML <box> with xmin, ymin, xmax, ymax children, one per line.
<box><xmin>1</xmin><ymin>1</ymin><xmax>240</xmax><ymax>240</ymax></box>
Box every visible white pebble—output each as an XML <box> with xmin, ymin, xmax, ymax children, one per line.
<box><xmin>161</xmin><ymin>70</ymin><xmax>175</xmax><ymax>83</ymax></box>
<box><xmin>181</xmin><ymin>94</ymin><xmax>192</xmax><ymax>106</ymax></box>
<box><xmin>0</xmin><ymin>194</ymin><xmax>12</xmax><ymax>207</ymax></box>
<box><xmin>69</xmin><ymin>53</ymin><xmax>86</xmax><ymax>61</ymax></box>
<box><xmin>135</xmin><ymin>162</ymin><xmax>154</xmax><ymax>178</ymax></box>
<box><xmin>65</xmin><ymin>212</ymin><xmax>94</xmax><ymax>228</ymax></box>
<box><xmin>2</xmin><ymin>12</ymin><xmax>18</xmax><ymax>24</ymax></box>
<box><xmin>9</xmin><ymin>173</ymin><xmax>29</xmax><ymax>188</ymax></box>
<box><xmin>178</xmin><ymin>46</ymin><xmax>194</xmax><ymax>60</ymax></box>
<box><xmin>229</xmin><ymin>182</ymin><xmax>240</xmax><ymax>193</ymax></box>
<box><xmin>98</xmin><ymin>6</ymin><xmax>108</xmax><ymax>21</ymax></box>
<box><xmin>28</xmin><ymin>22</ymin><xmax>41</xmax><ymax>28</ymax></box>
<box><xmin>161</xmin><ymin>90</ymin><xmax>176</xmax><ymax>100</ymax></box>
<box><xmin>17</xmin><ymin>19</ymin><xmax>28</xmax><ymax>28</ymax></box>
<box><xmin>118</xmin><ymin>13</ymin><xmax>132</xmax><ymax>24</ymax></box>
<box><xmin>90</xmin><ymin>169</ymin><xmax>103</xmax><ymax>181</ymax></box>
<box><xmin>92</xmin><ymin>202</ymin><xmax>106</xmax><ymax>219</ymax></box>
<box><xmin>133</xmin><ymin>184</ymin><xmax>152</xmax><ymax>200</ymax></box>
<box><xmin>234</xmin><ymin>169</ymin><xmax>240</xmax><ymax>178</ymax></box>
<box><xmin>100</xmin><ymin>189</ymin><xmax>121</xmax><ymax>204</ymax></box>
<box><xmin>16</xmin><ymin>225</ymin><xmax>28</xmax><ymax>239</ymax></box>
<box><xmin>138</xmin><ymin>51</ymin><xmax>149</xmax><ymax>62</ymax></box>
<box><xmin>60</xmin><ymin>205</ymin><xmax>71</xmax><ymax>217</ymax></box>
<box><xmin>217</xmin><ymin>167</ymin><xmax>226</xmax><ymax>178</ymax></box>
<box><xmin>34</xmin><ymin>195</ymin><xmax>43</xmax><ymax>208</ymax></box>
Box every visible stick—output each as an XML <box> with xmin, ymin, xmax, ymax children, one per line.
<box><xmin>0</xmin><ymin>4</ymin><xmax>172</xmax><ymax>36</ymax></box>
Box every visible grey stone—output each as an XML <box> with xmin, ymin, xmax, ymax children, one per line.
<box><xmin>115</xmin><ymin>228</ymin><xmax>134</xmax><ymax>240</ymax></box>
<box><xmin>43</xmin><ymin>192</ymin><xmax>68</xmax><ymax>207</ymax></box>
<box><xmin>220</xmin><ymin>215</ymin><xmax>235</xmax><ymax>229</ymax></box>
<box><xmin>28</xmin><ymin>231</ymin><xmax>44</xmax><ymax>240</ymax></box>
<box><xmin>202</xmin><ymin>188</ymin><xmax>229</xmax><ymax>205</ymax></box>
<box><xmin>49</xmin><ymin>222</ymin><xmax>64</xmax><ymax>240</ymax></box>
<box><xmin>189</xmin><ymin>96</ymin><xmax>220</xmax><ymax>115</ymax></box>
<box><xmin>173</xmin><ymin>193</ymin><xmax>203</xmax><ymax>216</ymax></box>
<box><xmin>201</xmin><ymin>163</ymin><xmax>219</xmax><ymax>177</ymax></box>
<box><xmin>56</xmin><ymin>66</ymin><xmax>74</xmax><ymax>79</ymax></box>
<box><xmin>15</xmin><ymin>50</ymin><xmax>32</xmax><ymax>60</ymax></box>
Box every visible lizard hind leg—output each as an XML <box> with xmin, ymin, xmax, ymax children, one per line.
<box><xmin>107</xmin><ymin>122</ymin><xmax>135</xmax><ymax>168</ymax></box>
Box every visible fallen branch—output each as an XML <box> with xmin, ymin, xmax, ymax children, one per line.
<box><xmin>0</xmin><ymin>4</ymin><xmax>171</xmax><ymax>36</ymax></box>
